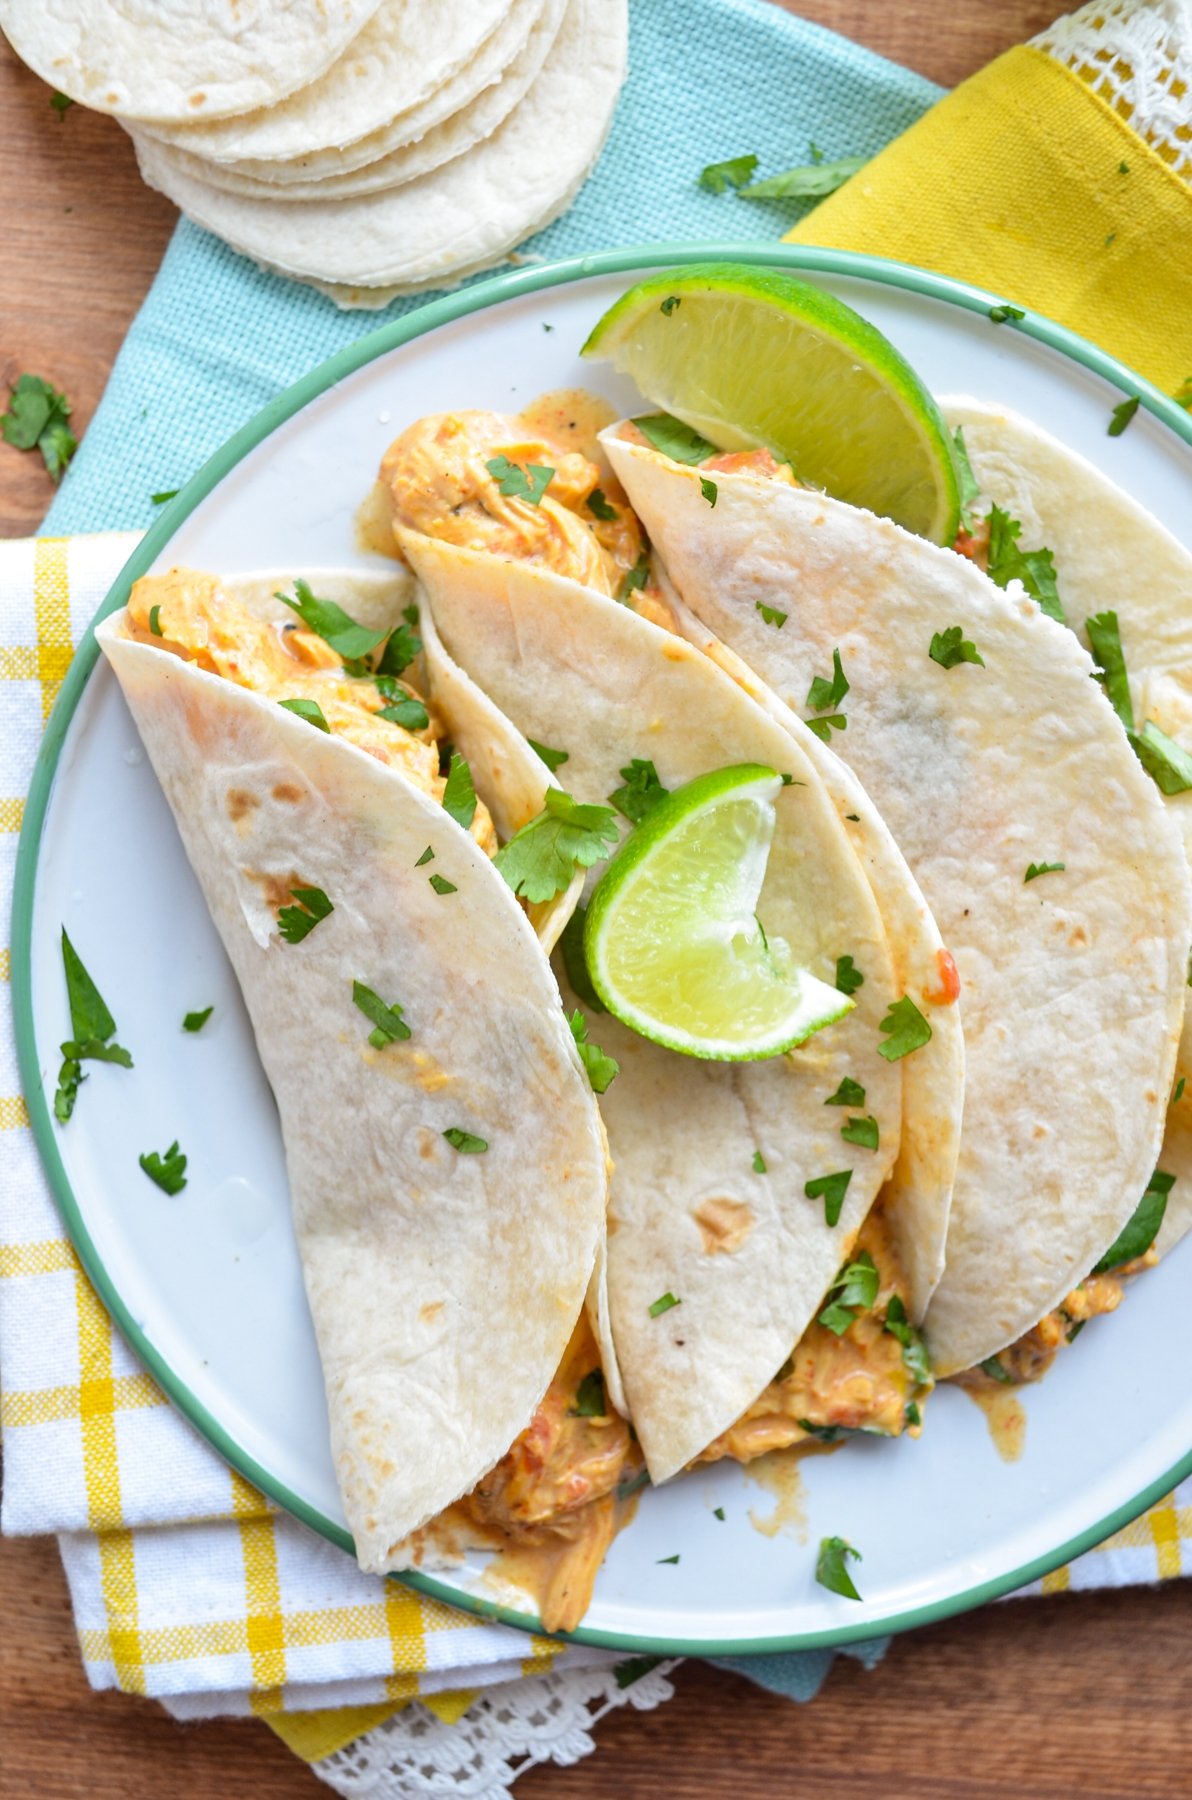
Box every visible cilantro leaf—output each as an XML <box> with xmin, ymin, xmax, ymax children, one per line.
<box><xmin>756</xmin><ymin>601</ymin><xmax>788</xmax><ymax>629</ymax></box>
<box><xmin>277</xmin><ymin>884</ymin><xmax>334</xmax><ymax>944</ymax></box>
<box><xmin>139</xmin><ymin>1141</ymin><xmax>188</xmax><ymax>1196</ymax></box>
<box><xmin>428</xmin><ymin>873</ymin><xmax>457</xmax><ymax>895</ymax></box>
<box><xmin>443</xmin><ymin>1127</ymin><xmax>488</xmax><ymax>1154</ymax></box>
<box><xmin>834</xmin><ymin>955</ymin><xmax>863</xmax><ymax>996</ymax></box>
<box><xmin>375</xmin><ymin>614</ymin><xmax>422</xmax><ymax>679</ymax></box>
<box><xmin>1086</xmin><ymin>610</ymin><xmax>1134</xmax><ymax>728</ymax></box>
<box><xmin>1093</xmin><ymin>1169</ymin><xmax>1173</xmax><ymax>1273</ymax></box>
<box><xmin>378</xmin><ymin>694</ymin><xmax>429</xmax><ymax>732</ymax></box>
<box><xmin>568</xmin><ymin>1010</ymin><xmax>619</xmax><ymax>1093</ymax></box>
<box><xmin>182</xmin><ymin>1007</ymin><xmax>213</xmax><ymax>1032</ymax></box>
<box><xmin>494</xmin><ymin>789</ymin><xmax>619</xmax><ymax>903</ymax></box>
<box><xmin>279</xmin><ymin>697</ymin><xmax>330</xmax><ymax>732</ymax></box>
<box><xmin>632</xmin><ymin>413</ymin><xmax>718</xmax><ymax>465</ymax></box>
<box><xmin>559</xmin><ymin>904</ymin><xmax>604</xmax><ymax>1012</ymax></box>
<box><xmin>952</xmin><ymin>426</ymin><xmax>981</xmax><ymax>532</ymax></box>
<box><xmin>569</xmin><ymin>1370</ymin><xmax>607</xmax><ymax>1418</ymax></box>
<box><xmin>278</xmin><ymin>578</ymin><xmax>387</xmax><ymax>662</ymax></box>
<box><xmin>805</xmin><ymin>713</ymin><xmax>845</xmax><ymax>741</ymax></box>
<box><xmin>660</xmin><ymin>295</ymin><xmax>681</xmax><ymax>316</ymax></box>
<box><xmin>752</xmin><ymin>1149</ymin><xmax>767</xmax><ymax>1174</ymax></box>
<box><xmin>805</xmin><ymin>1168</ymin><xmax>852</xmax><ymax>1227</ymax></box>
<box><xmin>1</xmin><ymin>373</ymin><xmax>77</xmax><ymax>482</ymax></box>
<box><xmin>698</xmin><ymin>152</ymin><xmax>759</xmax><ymax>193</ymax></box>
<box><xmin>50</xmin><ymin>91</ymin><xmax>75</xmax><ymax>117</ymax></box>
<box><xmin>818</xmin><ymin>1252</ymin><xmax>878</xmax><ymax>1333</ymax></box>
<box><xmin>883</xmin><ymin>1294</ymin><xmax>932</xmax><ymax>1384</ymax></box>
<box><xmin>841</xmin><ymin>1114</ymin><xmax>879</xmax><ymax>1151</ymax></box>
<box><xmin>877</xmin><ymin>996</ymin><xmax>932</xmax><ymax>1061</ymax></box>
<box><xmin>1108</xmin><ymin>395</ymin><xmax>1140</xmax><ymax>437</ymax></box>
<box><xmin>988</xmin><ymin>303</ymin><xmax>1025</xmax><ymax>323</ymax></box>
<box><xmin>739</xmin><ymin>154</ymin><xmax>867</xmax><ymax>201</ymax></box>
<box><xmin>714</xmin><ymin>1506</ymin><xmax>726</xmax><ymax>1520</ymax></box>
<box><xmin>151</xmin><ymin>489</ymin><xmax>178</xmax><ymax>506</ymax></box>
<box><xmin>442</xmin><ymin>751</ymin><xmax>477</xmax><ymax>830</ymax></box>
<box><xmin>825</xmin><ymin>1076</ymin><xmax>865</xmax><ymax>1107</ymax></box>
<box><xmin>798</xmin><ymin>1419</ymin><xmax>843</xmax><ymax>1443</ymax></box>
<box><xmin>816</xmin><ymin>1535</ymin><xmax>862</xmax><ymax>1600</ymax></box>
<box><xmin>353</xmin><ymin>979</ymin><xmax>411</xmax><ymax>1048</ymax></box>
<box><xmin>980</xmin><ymin>1356</ymin><xmax>1013</xmax><ymax>1384</ymax></box>
<box><xmin>657</xmin><ymin>1554</ymin><xmax>681</xmax><ymax>1565</ymax></box>
<box><xmin>617</xmin><ymin>551</ymin><xmax>651</xmax><ymax>604</ymax></box>
<box><xmin>148</xmin><ymin>605</ymin><xmax>163</xmax><ymax>637</ymax></box>
<box><xmin>929</xmin><ymin>625</ymin><xmax>985</xmax><ymax>670</ymax></box>
<box><xmin>985</xmin><ymin>505</ymin><xmax>1065</xmax><ymax>624</ymax></box>
<box><xmin>649</xmin><ymin>1291</ymin><xmax>681</xmax><ymax>1318</ymax></box>
<box><xmin>700</xmin><ymin>476</ymin><xmax>718</xmax><ymax>507</ymax></box>
<box><xmin>62</xmin><ymin>927</ymin><xmax>116</xmax><ymax>1043</ymax></box>
<box><xmin>807</xmin><ymin>647</ymin><xmax>849</xmax><ymax>712</ymax></box>
<box><xmin>527</xmin><ymin>738</ymin><xmax>569</xmax><ymax>773</ymax></box>
<box><xmin>905</xmin><ymin>1400</ymin><xmax>922</xmax><ymax>1427</ymax></box>
<box><xmin>609</xmin><ymin>757</ymin><xmax>668</xmax><ymax>824</ymax></box>
<box><xmin>485</xmin><ymin>455</ymin><xmax>554</xmax><ymax>505</ymax></box>
<box><xmin>1128</xmin><ymin>721</ymin><xmax>1192</xmax><ymax>795</ymax></box>
<box><xmin>586</xmin><ymin>488</ymin><xmax>618</xmax><ymax>522</ymax></box>
<box><xmin>1024</xmin><ymin>861</ymin><xmax>1065</xmax><ymax>883</ymax></box>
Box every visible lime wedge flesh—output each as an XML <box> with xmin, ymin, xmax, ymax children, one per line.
<box><xmin>582</xmin><ymin>263</ymin><xmax>960</xmax><ymax>544</ymax></box>
<box><xmin>583</xmin><ymin>764</ymin><xmax>852</xmax><ymax>1061</ymax></box>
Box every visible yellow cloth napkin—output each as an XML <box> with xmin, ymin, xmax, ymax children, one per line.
<box><xmin>788</xmin><ymin>34</ymin><xmax>1192</xmax><ymax>394</ymax></box>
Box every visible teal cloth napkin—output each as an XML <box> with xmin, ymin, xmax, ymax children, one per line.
<box><xmin>39</xmin><ymin>0</ymin><xmax>939</xmax><ymax>1702</ymax></box>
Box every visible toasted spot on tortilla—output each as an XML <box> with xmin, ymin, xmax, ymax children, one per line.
<box><xmin>421</xmin><ymin>1300</ymin><xmax>445</xmax><ymax>1324</ymax></box>
<box><xmin>272</xmin><ymin>782</ymin><xmax>305</xmax><ymax>804</ymax></box>
<box><xmin>694</xmin><ymin>1196</ymin><xmax>755</xmax><ymax>1255</ymax></box>
<box><xmin>226</xmin><ymin>788</ymin><xmax>258</xmax><ymax>823</ymax></box>
<box><xmin>247</xmin><ymin>867</ymin><xmax>307</xmax><ymax>910</ymax></box>
<box><xmin>1069</xmin><ymin>924</ymin><xmax>1089</xmax><ymax>947</ymax></box>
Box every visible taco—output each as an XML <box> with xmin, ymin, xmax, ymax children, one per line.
<box><xmin>600</xmin><ymin>421</ymin><xmax>1191</xmax><ymax>1381</ymax></box>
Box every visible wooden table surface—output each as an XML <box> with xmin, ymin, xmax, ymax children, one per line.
<box><xmin>4</xmin><ymin>4</ymin><xmax>1191</xmax><ymax>1794</ymax></box>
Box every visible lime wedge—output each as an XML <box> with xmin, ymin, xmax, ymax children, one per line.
<box><xmin>582</xmin><ymin>263</ymin><xmax>960</xmax><ymax>544</ymax></box>
<box><xmin>583</xmin><ymin>764</ymin><xmax>852</xmax><ymax>1061</ymax></box>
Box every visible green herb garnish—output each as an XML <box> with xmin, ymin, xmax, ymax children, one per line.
<box><xmin>818</xmin><ymin>1252</ymin><xmax>879</xmax><ymax>1334</ymax></box>
<box><xmin>929</xmin><ymin>625</ymin><xmax>985</xmax><ymax>670</ymax></box>
<box><xmin>494</xmin><ymin>789</ymin><xmax>619</xmax><ymax>903</ymax></box>
<box><xmin>877</xmin><ymin>996</ymin><xmax>932</xmax><ymax>1061</ymax></box>
<box><xmin>1024</xmin><ymin>861</ymin><xmax>1065</xmax><ymax>883</ymax></box>
<box><xmin>1</xmin><ymin>373</ymin><xmax>77</xmax><ymax>482</ymax></box>
<box><xmin>609</xmin><ymin>757</ymin><xmax>668</xmax><ymax>824</ymax></box>
<box><xmin>698</xmin><ymin>152</ymin><xmax>759</xmax><ymax>193</ymax></box>
<box><xmin>798</xmin><ymin>1419</ymin><xmax>843</xmax><ymax>1443</ymax></box>
<box><xmin>834</xmin><ymin>955</ymin><xmax>863</xmax><ymax>996</ymax></box>
<box><xmin>139</xmin><ymin>1141</ymin><xmax>187</xmax><ymax>1195</ymax></box>
<box><xmin>277</xmin><ymin>885</ymin><xmax>334</xmax><ymax>944</ymax></box>
<box><xmin>151</xmin><ymin>489</ymin><xmax>178</xmax><ymax>505</ymax></box>
<box><xmin>985</xmin><ymin>505</ymin><xmax>1065</xmax><ymax>624</ymax></box>
<box><xmin>617</xmin><ymin>551</ymin><xmax>651</xmax><ymax>603</ymax></box>
<box><xmin>279</xmin><ymin>697</ymin><xmax>330</xmax><ymax>732</ymax></box>
<box><xmin>649</xmin><ymin>1291</ymin><xmax>681</xmax><ymax>1318</ymax></box>
<box><xmin>1108</xmin><ymin>395</ymin><xmax>1140</xmax><ymax>437</ymax></box>
<box><xmin>756</xmin><ymin>601</ymin><xmax>788</xmax><ymax>629</ymax></box>
<box><xmin>816</xmin><ymin>1535</ymin><xmax>862</xmax><ymax>1600</ymax></box>
<box><xmin>416</xmin><ymin>846</ymin><xmax>435</xmax><ymax>866</ymax></box>
<box><xmin>277</xmin><ymin>578</ymin><xmax>387</xmax><ymax>663</ymax></box>
<box><xmin>148</xmin><ymin>605</ymin><xmax>163</xmax><ymax>637</ymax></box>
<box><xmin>752</xmin><ymin>1149</ymin><xmax>767</xmax><ymax>1174</ymax></box>
<box><xmin>428</xmin><ymin>874</ymin><xmax>457</xmax><ymax>896</ymax></box>
<box><xmin>632</xmin><ymin>413</ymin><xmax>718</xmax><ymax>465</ymax></box>
<box><xmin>182</xmin><ymin>1007</ymin><xmax>213</xmax><ymax>1033</ymax></box>
<box><xmin>586</xmin><ymin>488</ymin><xmax>618</xmax><ymax>522</ymax></box>
<box><xmin>980</xmin><ymin>1356</ymin><xmax>1013</xmax><ymax>1384</ymax></box>
<box><xmin>805</xmin><ymin>713</ymin><xmax>845</xmax><ymax>742</ymax></box>
<box><xmin>569</xmin><ymin>1370</ymin><xmax>607</xmax><ymax>1418</ymax></box>
<box><xmin>50</xmin><ymin>91</ymin><xmax>75</xmax><ymax>118</ymax></box>
<box><xmin>805</xmin><ymin>1169</ymin><xmax>852</xmax><ymax>1228</ymax></box>
<box><xmin>660</xmin><ymin>295</ymin><xmax>681</xmax><ymax>316</ymax></box>
<box><xmin>443</xmin><ymin>1127</ymin><xmax>488</xmax><ymax>1154</ymax></box>
<box><xmin>883</xmin><ymin>1294</ymin><xmax>932</xmax><ymax>1384</ymax></box>
<box><xmin>1093</xmin><ymin>1169</ymin><xmax>1173</xmax><ymax>1273</ymax></box>
<box><xmin>568</xmin><ymin>1010</ymin><xmax>619</xmax><ymax>1093</ymax></box>
<box><xmin>527</xmin><ymin>738</ymin><xmax>569</xmax><ymax>773</ymax></box>
<box><xmin>713</xmin><ymin>1506</ymin><xmax>726</xmax><ymax>1520</ymax></box>
<box><xmin>53</xmin><ymin>929</ymin><xmax>133</xmax><ymax>1123</ymax></box>
<box><xmin>740</xmin><ymin>154</ymin><xmax>867</xmax><ymax>202</ymax></box>
<box><xmin>952</xmin><ymin>426</ymin><xmax>980</xmax><ymax>532</ymax></box>
<box><xmin>840</xmin><ymin>1114</ymin><xmax>879</xmax><ymax>1151</ymax></box>
<box><xmin>657</xmin><ymin>1554</ymin><xmax>681</xmax><ymax>1565</ymax></box>
<box><xmin>442</xmin><ymin>751</ymin><xmax>477</xmax><ymax>830</ymax></box>
<box><xmin>825</xmin><ymin>1076</ymin><xmax>865</xmax><ymax>1107</ymax></box>
<box><xmin>1128</xmin><ymin>721</ymin><xmax>1192</xmax><ymax>795</ymax></box>
<box><xmin>353</xmin><ymin>979</ymin><xmax>411</xmax><ymax>1048</ymax></box>
<box><xmin>988</xmin><ymin>303</ymin><xmax>1025</xmax><ymax>323</ymax></box>
<box><xmin>700</xmin><ymin>475</ymin><xmax>718</xmax><ymax>506</ymax></box>
<box><xmin>485</xmin><ymin>455</ymin><xmax>554</xmax><ymax>505</ymax></box>
<box><xmin>378</xmin><ymin>694</ymin><xmax>429</xmax><ymax>732</ymax></box>
<box><xmin>1086</xmin><ymin>610</ymin><xmax>1134</xmax><ymax>728</ymax></box>
<box><xmin>375</xmin><ymin>608</ymin><xmax>422</xmax><ymax>679</ymax></box>
<box><xmin>807</xmin><ymin>647</ymin><xmax>849</xmax><ymax>713</ymax></box>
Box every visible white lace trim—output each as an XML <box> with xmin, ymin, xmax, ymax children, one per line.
<box><xmin>1033</xmin><ymin>0</ymin><xmax>1192</xmax><ymax>181</ymax></box>
<box><xmin>314</xmin><ymin>1660</ymin><xmax>679</xmax><ymax>1799</ymax></box>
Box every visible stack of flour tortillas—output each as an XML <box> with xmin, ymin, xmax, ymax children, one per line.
<box><xmin>0</xmin><ymin>0</ymin><xmax>627</xmax><ymax>307</ymax></box>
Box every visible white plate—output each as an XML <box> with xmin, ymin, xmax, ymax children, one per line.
<box><xmin>15</xmin><ymin>245</ymin><xmax>1192</xmax><ymax>1654</ymax></box>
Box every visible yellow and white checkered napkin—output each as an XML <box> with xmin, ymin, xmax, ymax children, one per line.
<box><xmin>2</xmin><ymin>533</ymin><xmax>1191</xmax><ymax>1748</ymax></box>
<box><xmin>0</xmin><ymin>532</ymin><xmax>619</xmax><ymax>1748</ymax></box>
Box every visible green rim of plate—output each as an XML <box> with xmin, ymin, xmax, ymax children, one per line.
<box><xmin>12</xmin><ymin>242</ymin><xmax>1192</xmax><ymax>1659</ymax></box>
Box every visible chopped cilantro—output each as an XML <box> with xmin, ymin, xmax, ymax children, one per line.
<box><xmin>877</xmin><ymin>996</ymin><xmax>932</xmax><ymax>1061</ymax></box>
<box><xmin>617</xmin><ymin>550</ymin><xmax>651</xmax><ymax>603</ymax></box>
<box><xmin>148</xmin><ymin>605</ymin><xmax>163</xmax><ymax>637</ymax></box>
<box><xmin>805</xmin><ymin>1168</ymin><xmax>852</xmax><ymax>1228</ymax></box>
<box><xmin>568</xmin><ymin>1010</ymin><xmax>619</xmax><ymax>1093</ymax></box>
<box><xmin>279</xmin><ymin>697</ymin><xmax>329</xmax><ymax>732</ymax></box>
<box><xmin>713</xmin><ymin>1506</ymin><xmax>726</xmax><ymax>1520</ymax></box>
<box><xmin>277</xmin><ymin>578</ymin><xmax>388</xmax><ymax>663</ymax></box>
<box><xmin>632</xmin><ymin>413</ymin><xmax>718</xmax><ymax>465</ymax></box>
<box><xmin>841</xmin><ymin>1114</ymin><xmax>879</xmax><ymax>1151</ymax></box>
<box><xmin>428</xmin><ymin>874</ymin><xmax>457</xmax><ymax>895</ymax></box>
<box><xmin>182</xmin><ymin>1007</ymin><xmax>213</xmax><ymax>1033</ymax></box>
<box><xmin>740</xmin><ymin>153</ymin><xmax>867</xmax><ymax>202</ymax></box>
<box><xmin>139</xmin><ymin>1140</ymin><xmax>187</xmax><ymax>1195</ymax></box>
<box><xmin>1</xmin><ymin>373</ymin><xmax>77</xmax><ymax>482</ymax></box>
<box><xmin>834</xmin><ymin>955</ymin><xmax>863</xmax><ymax>996</ymax></box>
<box><xmin>988</xmin><ymin>303</ymin><xmax>1025</xmax><ymax>323</ymax></box>
<box><xmin>657</xmin><ymin>1554</ymin><xmax>681</xmax><ymax>1565</ymax></box>
<box><xmin>1118</xmin><ymin>160</ymin><xmax>1130</xmax><ymax>174</ymax></box>
<box><xmin>1024</xmin><ymin>861</ymin><xmax>1065</xmax><ymax>882</ymax></box>
<box><xmin>375</xmin><ymin>612</ymin><xmax>422</xmax><ymax>679</ymax></box>
<box><xmin>352</xmin><ymin>979</ymin><xmax>411</xmax><ymax>1048</ymax></box>
<box><xmin>825</xmin><ymin>1076</ymin><xmax>865</xmax><ymax>1107</ymax></box>
<box><xmin>614</xmin><ymin>1653</ymin><xmax>662</xmax><ymax>1688</ymax></box>
<box><xmin>1086</xmin><ymin>610</ymin><xmax>1134</xmax><ymax>728</ymax></box>
<box><xmin>700</xmin><ymin>475</ymin><xmax>718</xmax><ymax>507</ymax></box>
<box><xmin>905</xmin><ymin>1400</ymin><xmax>922</xmax><ymax>1427</ymax></box>
<box><xmin>883</xmin><ymin>1294</ymin><xmax>932</xmax><ymax>1384</ymax></box>
<box><xmin>980</xmin><ymin>1356</ymin><xmax>1013</xmax><ymax>1384</ymax></box>
<box><xmin>378</xmin><ymin>694</ymin><xmax>429</xmax><ymax>732</ymax></box>
<box><xmin>929</xmin><ymin>625</ymin><xmax>985</xmax><ymax>670</ymax></box>
<box><xmin>494</xmin><ymin>789</ymin><xmax>619</xmax><ymax>903</ymax></box>
<box><xmin>756</xmin><ymin>601</ymin><xmax>788</xmax><ymax>629</ymax></box>
<box><xmin>527</xmin><ymin>738</ymin><xmax>569</xmax><ymax>773</ymax></box>
<box><xmin>816</xmin><ymin>1535</ymin><xmax>862</xmax><ymax>1600</ymax></box>
<box><xmin>1128</xmin><ymin>720</ymin><xmax>1192</xmax><ymax>795</ymax></box>
<box><xmin>609</xmin><ymin>757</ymin><xmax>668</xmax><ymax>824</ymax></box>
<box><xmin>1093</xmin><ymin>1169</ymin><xmax>1173</xmax><ymax>1273</ymax></box>
<box><xmin>775</xmin><ymin>1355</ymin><xmax>794</xmax><ymax>1382</ymax></box>
<box><xmin>586</xmin><ymin>488</ymin><xmax>617</xmax><ymax>522</ymax></box>
<box><xmin>559</xmin><ymin>904</ymin><xmax>605</xmax><ymax>1012</ymax></box>
<box><xmin>807</xmin><ymin>647</ymin><xmax>849</xmax><ymax>712</ymax></box>
<box><xmin>649</xmin><ymin>1291</ymin><xmax>681</xmax><ymax>1318</ymax></box>
<box><xmin>1066</xmin><ymin>1318</ymin><xmax>1086</xmax><ymax>1344</ymax></box>
<box><xmin>151</xmin><ymin>489</ymin><xmax>178</xmax><ymax>505</ymax></box>
<box><xmin>985</xmin><ymin>505</ymin><xmax>1065</xmax><ymax>623</ymax></box>
<box><xmin>416</xmin><ymin>845</ymin><xmax>435</xmax><ymax>866</ymax></box>
<box><xmin>1108</xmin><ymin>395</ymin><xmax>1140</xmax><ymax>437</ymax></box>
<box><xmin>50</xmin><ymin>90</ymin><xmax>75</xmax><ymax>117</ymax></box>
<box><xmin>805</xmin><ymin>714</ymin><xmax>845</xmax><ymax>742</ymax></box>
<box><xmin>752</xmin><ymin>1149</ymin><xmax>767</xmax><ymax>1174</ymax></box>
<box><xmin>660</xmin><ymin>295</ymin><xmax>681</xmax><ymax>316</ymax></box>
<box><xmin>442</xmin><ymin>751</ymin><xmax>477</xmax><ymax>830</ymax></box>
<box><xmin>443</xmin><ymin>1127</ymin><xmax>488</xmax><ymax>1153</ymax></box>
<box><xmin>697</xmin><ymin>152</ymin><xmax>759</xmax><ymax>193</ymax></box>
<box><xmin>798</xmin><ymin>1419</ymin><xmax>843</xmax><ymax>1443</ymax></box>
<box><xmin>1174</xmin><ymin>1077</ymin><xmax>1186</xmax><ymax>1105</ymax></box>
<box><xmin>53</xmin><ymin>929</ymin><xmax>133</xmax><ymax>1123</ymax></box>
<box><xmin>485</xmin><ymin>455</ymin><xmax>554</xmax><ymax>505</ymax></box>
<box><xmin>952</xmin><ymin>427</ymin><xmax>980</xmax><ymax>532</ymax></box>
<box><xmin>818</xmin><ymin>1252</ymin><xmax>879</xmax><ymax>1334</ymax></box>
<box><xmin>1173</xmin><ymin>376</ymin><xmax>1192</xmax><ymax>412</ymax></box>
<box><xmin>569</xmin><ymin>1370</ymin><xmax>607</xmax><ymax>1418</ymax></box>
<box><xmin>277</xmin><ymin>884</ymin><xmax>334</xmax><ymax>944</ymax></box>
<box><xmin>616</xmin><ymin>1467</ymin><xmax>651</xmax><ymax>1501</ymax></box>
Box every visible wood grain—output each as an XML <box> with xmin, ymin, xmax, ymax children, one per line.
<box><xmin>5</xmin><ymin>2</ymin><xmax>1190</xmax><ymax>1795</ymax></box>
